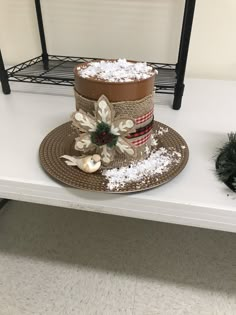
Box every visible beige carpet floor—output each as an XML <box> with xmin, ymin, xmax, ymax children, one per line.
<box><xmin>0</xmin><ymin>200</ymin><xmax>235</xmax><ymax>315</ymax></box>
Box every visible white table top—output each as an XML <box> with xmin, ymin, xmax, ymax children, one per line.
<box><xmin>0</xmin><ymin>79</ymin><xmax>235</xmax><ymax>232</ymax></box>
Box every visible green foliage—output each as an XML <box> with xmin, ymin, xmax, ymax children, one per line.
<box><xmin>91</xmin><ymin>122</ymin><xmax>118</xmax><ymax>147</ymax></box>
<box><xmin>216</xmin><ymin>132</ymin><xmax>236</xmax><ymax>192</ymax></box>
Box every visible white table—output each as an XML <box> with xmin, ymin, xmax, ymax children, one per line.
<box><xmin>0</xmin><ymin>79</ymin><xmax>235</xmax><ymax>233</ymax></box>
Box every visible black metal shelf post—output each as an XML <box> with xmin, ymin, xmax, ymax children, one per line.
<box><xmin>0</xmin><ymin>50</ymin><xmax>11</xmax><ymax>94</ymax></box>
<box><xmin>174</xmin><ymin>0</ymin><xmax>196</xmax><ymax>110</ymax></box>
<box><xmin>0</xmin><ymin>0</ymin><xmax>196</xmax><ymax>109</ymax></box>
<box><xmin>35</xmin><ymin>0</ymin><xmax>49</xmax><ymax>70</ymax></box>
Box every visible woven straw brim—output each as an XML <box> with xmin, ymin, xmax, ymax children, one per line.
<box><xmin>39</xmin><ymin>121</ymin><xmax>189</xmax><ymax>193</ymax></box>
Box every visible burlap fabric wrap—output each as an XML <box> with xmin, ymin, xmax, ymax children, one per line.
<box><xmin>74</xmin><ymin>89</ymin><xmax>154</xmax><ymax>168</ymax></box>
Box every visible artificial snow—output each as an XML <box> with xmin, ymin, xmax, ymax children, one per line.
<box><xmin>157</xmin><ymin>126</ymin><xmax>169</xmax><ymax>136</ymax></box>
<box><xmin>102</xmin><ymin>147</ymin><xmax>181</xmax><ymax>190</ymax></box>
<box><xmin>77</xmin><ymin>59</ymin><xmax>155</xmax><ymax>82</ymax></box>
<box><xmin>151</xmin><ymin>134</ymin><xmax>158</xmax><ymax>146</ymax></box>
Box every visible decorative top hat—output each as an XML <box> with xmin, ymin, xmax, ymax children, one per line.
<box><xmin>39</xmin><ymin>59</ymin><xmax>189</xmax><ymax>193</ymax></box>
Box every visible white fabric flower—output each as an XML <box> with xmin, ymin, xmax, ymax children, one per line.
<box><xmin>71</xmin><ymin>95</ymin><xmax>136</xmax><ymax>165</ymax></box>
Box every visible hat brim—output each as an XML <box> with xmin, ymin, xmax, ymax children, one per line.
<box><xmin>39</xmin><ymin>121</ymin><xmax>189</xmax><ymax>193</ymax></box>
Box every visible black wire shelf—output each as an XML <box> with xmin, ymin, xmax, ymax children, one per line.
<box><xmin>7</xmin><ymin>55</ymin><xmax>177</xmax><ymax>94</ymax></box>
<box><xmin>0</xmin><ymin>0</ymin><xmax>196</xmax><ymax>109</ymax></box>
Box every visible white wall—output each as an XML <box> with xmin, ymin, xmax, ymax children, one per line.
<box><xmin>0</xmin><ymin>0</ymin><xmax>235</xmax><ymax>80</ymax></box>
<box><xmin>187</xmin><ymin>0</ymin><xmax>236</xmax><ymax>80</ymax></box>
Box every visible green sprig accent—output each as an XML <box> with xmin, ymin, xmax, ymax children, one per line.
<box><xmin>216</xmin><ymin>132</ymin><xmax>236</xmax><ymax>192</ymax></box>
<box><xmin>91</xmin><ymin>122</ymin><xmax>118</xmax><ymax>147</ymax></box>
